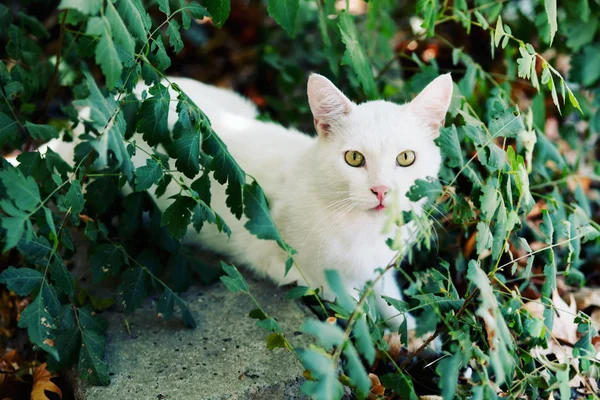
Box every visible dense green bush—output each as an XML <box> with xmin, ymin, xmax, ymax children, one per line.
<box><xmin>1</xmin><ymin>0</ymin><xmax>599</xmax><ymax>398</ymax></box>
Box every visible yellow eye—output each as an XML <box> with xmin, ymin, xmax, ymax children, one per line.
<box><xmin>397</xmin><ymin>150</ymin><xmax>416</xmax><ymax>167</ymax></box>
<box><xmin>345</xmin><ymin>151</ymin><xmax>365</xmax><ymax>167</ymax></box>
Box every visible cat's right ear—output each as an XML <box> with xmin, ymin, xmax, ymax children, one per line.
<box><xmin>307</xmin><ymin>74</ymin><xmax>354</xmax><ymax>136</ymax></box>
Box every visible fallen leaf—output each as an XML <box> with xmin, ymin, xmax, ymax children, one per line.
<box><xmin>368</xmin><ymin>373</ymin><xmax>384</xmax><ymax>399</ymax></box>
<box><xmin>550</xmin><ymin>290</ymin><xmax>578</xmax><ymax>345</ymax></box>
<box><xmin>572</xmin><ymin>287</ymin><xmax>600</xmax><ymax>310</ymax></box>
<box><xmin>31</xmin><ymin>363</ymin><xmax>62</xmax><ymax>400</ymax></box>
<box><xmin>523</xmin><ymin>290</ymin><xmax>578</xmax><ymax>344</ymax></box>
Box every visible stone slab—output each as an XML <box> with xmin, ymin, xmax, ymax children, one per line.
<box><xmin>72</xmin><ymin>277</ymin><xmax>312</xmax><ymax>400</ymax></box>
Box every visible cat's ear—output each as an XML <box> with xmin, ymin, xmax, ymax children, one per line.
<box><xmin>307</xmin><ymin>73</ymin><xmax>354</xmax><ymax>136</ymax></box>
<box><xmin>408</xmin><ymin>73</ymin><xmax>453</xmax><ymax>135</ymax></box>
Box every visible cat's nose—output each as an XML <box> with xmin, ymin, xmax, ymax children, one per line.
<box><xmin>370</xmin><ymin>185</ymin><xmax>389</xmax><ymax>202</ymax></box>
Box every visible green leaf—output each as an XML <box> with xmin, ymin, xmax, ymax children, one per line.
<box><xmin>256</xmin><ymin>317</ymin><xmax>282</xmax><ymax>333</ymax></box>
<box><xmin>136</xmin><ymin>83</ymin><xmax>171</xmax><ymax>146</ymax></box>
<box><xmin>17</xmin><ymin>235</ymin><xmax>52</xmax><ymax>263</ymax></box>
<box><xmin>219</xmin><ymin>261</ymin><xmax>249</xmax><ymax>293</ymax></box>
<box><xmin>382</xmin><ymin>295</ymin><xmax>409</xmax><ymax>313</ymax></box>
<box><xmin>343</xmin><ymin>343</ymin><xmax>371</xmax><ymax>396</ymax></box>
<box><xmin>380</xmin><ymin>373</ymin><xmax>418</xmax><ymax>400</ymax></box>
<box><xmin>571</xmin><ymin>44</ymin><xmax>600</xmax><ymax>87</ymax></box>
<box><xmin>134</xmin><ymin>159</ymin><xmax>164</xmax><ymax>191</ymax></box>
<box><xmin>78</xmin><ymin>329</ymin><xmax>109</xmax><ymax>385</ymax></box>
<box><xmin>489</xmin><ymin>105</ymin><xmax>524</xmax><ymax>139</ymax></box>
<box><xmin>76</xmin><ymin>71</ymin><xmax>134</xmax><ymax>178</ymax></box>
<box><xmin>18</xmin><ymin>288</ymin><xmax>60</xmax><ymax>361</ymax></box>
<box><xmin>540</xmin><ymin>209</ymin><xmax>554</xmax><ymax>245</ymax></box>
<box><xmin>436</xmin><ymin>125</ymin><xmax>463</xmax><ymax>168</ymax></box>
<box><xmin>191</xmin><ymin>173</ymin><xmax>212</xmax><ymax>206</ymax></box>
<box><xmin>285</xmin><ymin>286</ymin><xmax>314</xmax><ymax>299</ymax></box>
<box><xmin>202</xmin><ymin>128</ymin><xmax>245</xmax><ymax>219</ymax></box>
<box><xmin>480</xmin><ymin>180</ymin><xmax>500</xmax><ymax>222</ymax></box>
<box><xmin>1</xmin><ymin>213</ymin><xmax>29</xmax><ymax>251</ymax></box>
<box><xmin>437</xmin><ymin>353</ymin><xmax>460</xmax><ymax>399</ymax></box>
<box><xmin>116</xmin><ymin>0</ymin><xmax>151</xmax><ymax>40</ymax></box>
<box><xmin>0</xmin><ymin>112</ymin><xmax>18</xmax><ymax>145</ymax></box>
<box><xmin>89</xmin><ymin>244</ymin><xmax>126</xmax><ymax>283</ymax></box>
<box><xmin>301</xmin><ymin>319</ymin><xmax>344</xmax><ymax>351</ymax></box>
<box><xmin>265</xmin><ymin>333</ymin><xmax>287</xmax><ymax>350</ymax></box>
<box><xmin>243</xmin><ymin>181</ymin><xmax>287</xmax><ymax>250</ymax></box>
<box><xmin>173</xmin><ymin>124</ymin><xmax>201</xmax><ymax>179</ymax></box>
<box><xmin>204</xmin><ymin>0</ymin><xmax>230</xmax><ymax>28</ymax></box>
<box><xmin>86</xmin><ymin>17</ymin><xmax>123</xmax><ymax>89</ymax></box>
<box><xmin>476</xmin><ymin>221</ymin><xmax>493</xmax><ymax>256</ymax></box>
<box><xmin>354</xmin><ymin>314</ymin><xmax>375</xmax><ymax>365</ymax></box>
<box><xmin>58</xmin><ymin>0</ymin><xmax>102</xmax><ymax>15</ymax></box>
<box><xmin>339</xmin><ymin>11</ymin><xmax>377</xmax><ymax>99</ymax></box>
<box><xmin>25</xmin><ymin>121</ymin><xmax>59</xmax><ymax>141</ymax></box>
<box><xmin>298</xmin><ymin>348</ymin><xmax>344</xmax><ymax>400</ymax></box>
<box><xmin>118</xmin><ymin>267</ymin><xmax>148</xmax><ymax>314</ymax></box>
<box><xmin>50</xmin><ymin>258</ymin><xmax>75</xmax><ymax>297</ymax></box>
<box><xmin>406</xmin><ymin>177</ymin><xmax>443</xmax><ymax>203</ymax></box>
<box><xmin>166</xmin><ymin>19</ymin><xmax>183</xmax><ymax>53</ymax></box>
<box><xmin>191</xmin><ymin>200</ymin><xmax>216</xmax><ymax>233</ymax></box>
<box><xmin>0</xmin><ymin>266</ymin><xmax>43</xmax><ymax>296</ymax></box>
<box><xmin>516</xmin><ymin>46</ymin><xmax>535</xmax><ymax>81</ymax></box>
<box><xmin>65</xmin><ymin>180</ymin><xmax>85</xmax><ymax>215</ymax></box>
<box><xmin>267</xmin><ymin>0</ymin><xmax>299</xmax><ymax>37</ymax></box>
<box><xmin>566</xmin><ymin>86</ymin><xmax>582</xmax><ymax>112</ymax></box>
<box><xmin>0</xmin><ymin>167</ymin><xmax>41</xmax><ymax>211</ymax></box>
<box><xmin>17</xmin><ymin>11</ymin><xmax>50</xmax><ymax>38</ymax></box>
<box><xmin>325</xmin><ymin>269</ymin><xmax>355</xmax><ymax>313</ymax></box>
<box><xmin>494</xmin><ymin>16</ymin><xmax>504</xmax><ymax>48</ymax></box>
<box><xmin>467</xmin><ymin>260</ymin><xmax>514</xmax><ymax>385</ymax></box>
<box><xmin>78</xmin><ymin>308</ymin><xmax>108</xmax><ymax>333</ymax></box>
<box><xmin>180</xmin><ymin>3</ymin><xmax>209</xmax><ymax>29</ymax></box>
<box><xmin>161</xmin><ymin>196</ymin><xmax>195</xmax><ymax>241</ymax></box>
<box><xmin>48</xmin><ymin>328</ymin><xmax>80</xmax><ymax>371</ymax></box>
<box><xmin>106</xmin><ymin>1</ymin><xmax>135</xmax><ymax>55</ymax></box>
<box><xmin>249</xmin><ymin>308</ymin><xmax>267</xmax><ymax>320</ymax></box>
<box><xmin>156</xmin><ymin>0</ymin><xmax>170</xmax><ymax>15</ymax></box>
<box><xmin>544</xmin><ymin>0</ymin><xmax>557</xmax><ymax>45</ymax></box>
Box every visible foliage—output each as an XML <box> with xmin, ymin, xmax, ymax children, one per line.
<box><xmin>1</xmin><ymin>0</ymin><xmax>600</xmax><ymax>399</ymax></box>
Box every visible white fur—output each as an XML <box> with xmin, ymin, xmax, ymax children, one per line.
<box><xmin>29</xmin><ymin>74</ymin><xmax>453</xmax><ymax>330</ymax></box>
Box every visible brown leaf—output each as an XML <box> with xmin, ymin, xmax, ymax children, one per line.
<box><xmin>571</xmin><ymin>287</ymin><xmax>600</xmax><ymax>310</ymax></box>
<box><xmin>79</xmin><ymin>214</ymin><xmax>94</xmax><ymax>223</ymax></box>
<box><xmin>31</xmin><ymin>363</ymin><xmax>62</xmax><ymax>400</ymax></box>
<box><xmin>368</xmin><ymin>373</ymin><xmax>384</xmax><ymax>399</ymax></box>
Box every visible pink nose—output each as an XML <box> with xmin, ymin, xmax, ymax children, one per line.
<box><xmin>370</xmin><ymin>185</ymin><xmax>389</xmax><ymax>203</ymax></box>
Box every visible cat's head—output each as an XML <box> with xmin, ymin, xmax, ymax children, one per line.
<box><xmin>307</xmin><ymin>73</ymin><xmax>452</xmax><ymax>215</ymax></box>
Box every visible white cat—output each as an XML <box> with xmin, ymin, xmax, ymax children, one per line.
<box><xmin>22</xmin><ymin>74</ymin><xmax>453</xmax><ymax>329</ymax></box>
<box><xmin>144</xmin><ymin>74</ymin><xmax>452</xmax><ymax>329</ymax></box>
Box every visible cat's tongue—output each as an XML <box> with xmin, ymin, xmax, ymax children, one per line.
<box><xmin>374</xmin><ymin>204</ymin><xmax>386</xmax><ymax>211</ymax></box>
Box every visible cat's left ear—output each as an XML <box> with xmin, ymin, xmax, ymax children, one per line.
<box><xmin>408</xmin><ymin>73</ymin><xmax>453</xmax><ymax>136</ymax></box>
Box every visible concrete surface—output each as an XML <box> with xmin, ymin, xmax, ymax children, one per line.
<box><xmin>72</xmin><ymin>277</ymin><xmax>312</xmax><ymax>400</ymax></box>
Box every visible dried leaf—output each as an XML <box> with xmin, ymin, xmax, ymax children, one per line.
<box><xmin>31</xmin><ymin>362</ymin><xmax>62</xmax><ymax>400</ymax></box>
<box><xmin>368</xmin><ymin>373</ymin><xmax>384</xmax><ymax>399</ymax></box>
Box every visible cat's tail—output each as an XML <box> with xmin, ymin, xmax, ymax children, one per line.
<box><xmin>134</xmin><ymin>77</ymin><xmax>259</xmax><ymax>122</ymax></box>
<box><xmin>6</xmin><ymin>78</ymin><xmax>257</xmax><ymax>168</ymax></box>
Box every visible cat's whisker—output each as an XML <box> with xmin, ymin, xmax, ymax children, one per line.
<box><xmin>304</xmin><ymin>199</ymin><xmax>354</xmax><ymax>243</ymax></box>
<box><xmin>315</xmin><ymin>203</ymin><xmax>355</xmax><ymax>266</ymax></box>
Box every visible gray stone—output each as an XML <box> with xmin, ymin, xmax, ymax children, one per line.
<box><xmin>72</xmin><ymin>276</ymin><xmax>313</xmax><ymax>400</ymax></box>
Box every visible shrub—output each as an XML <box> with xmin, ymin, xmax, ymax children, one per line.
<box><xmin>0</xmin><ymin>0</ymin><xmax>599</xmax><ymax>398</ymax></box>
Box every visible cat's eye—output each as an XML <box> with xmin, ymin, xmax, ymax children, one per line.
<box><xmin>345</xmin><ymin>151</ymin><xmax>365</xmax><ymax>167</ymax></box>
<box><xmin>397</xmin><ymin>150</ymin><xmax>416</xmax><ymax>167</ymax></box>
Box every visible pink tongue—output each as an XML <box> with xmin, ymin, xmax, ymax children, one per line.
<box><xmin>375</xmin><ymin>205</ymin><xmax>385</xmax><ymax>211</ymax></box>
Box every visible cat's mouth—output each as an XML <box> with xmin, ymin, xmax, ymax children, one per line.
<box><xmin>372</xmin><ymin>204</ymin><xmax>386</xmax><ymax>211</ymax></box>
